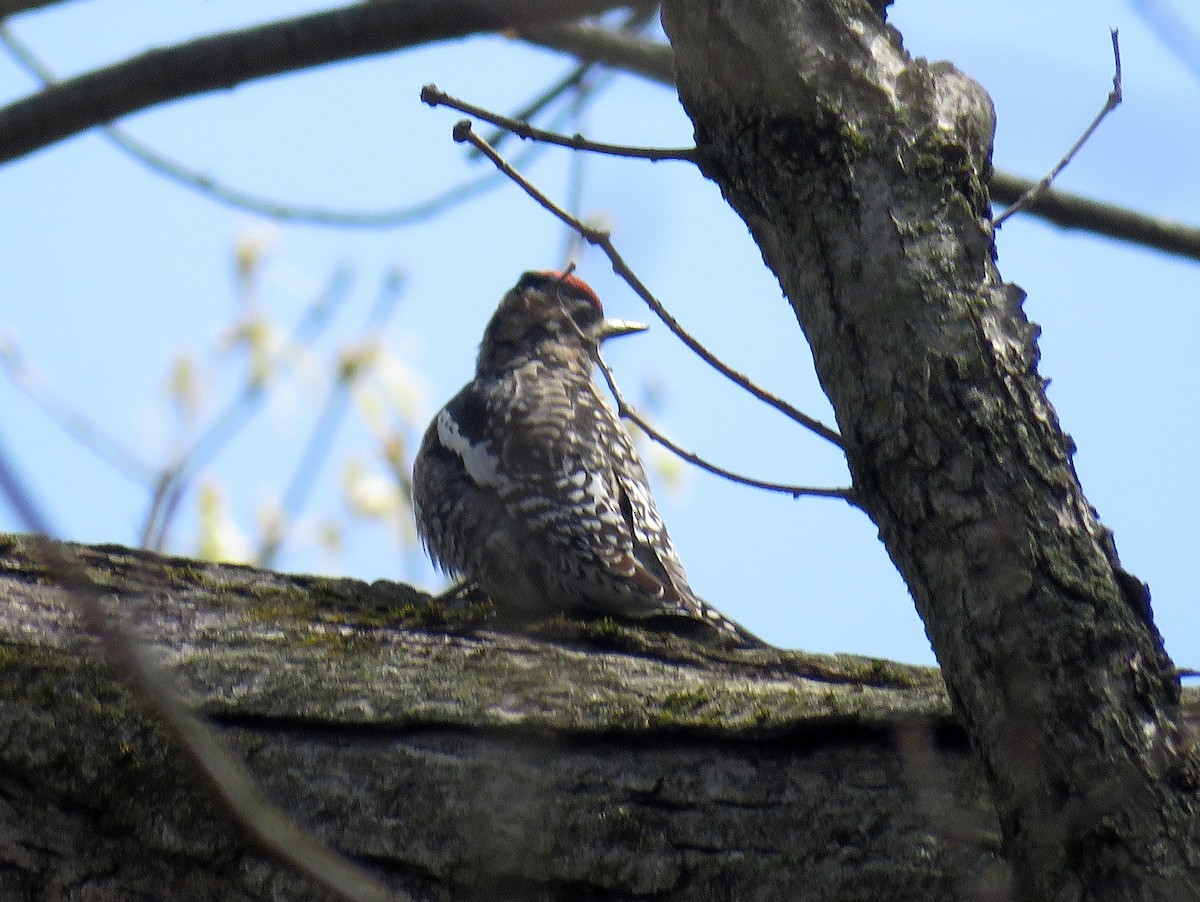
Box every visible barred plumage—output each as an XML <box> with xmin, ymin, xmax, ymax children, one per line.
<box><xmin>412</xmin><ymin>270</ymin><xmax>762</xmax><ymax>647</ymax></box>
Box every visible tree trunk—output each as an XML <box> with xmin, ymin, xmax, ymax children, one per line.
<box><xmin>0</xmin><ymin>536</ymin><xmax>1013</xmax><ymax>901</ymax></box>
<box><xmin>660</xmin><ymin>2</ymin><xmax>1200</xmax><ymax>899</ymax></box>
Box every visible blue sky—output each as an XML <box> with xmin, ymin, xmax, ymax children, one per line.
<box><xmin>2</xmin><ymin>1</ymin><xmax>1198</xmax><ymax>665</ymax></box>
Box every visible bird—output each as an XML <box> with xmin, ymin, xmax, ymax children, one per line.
<box><xmin>412</xmin><ymin>270</ymin><xmax>763</xmax><ymax>647</ymax></box>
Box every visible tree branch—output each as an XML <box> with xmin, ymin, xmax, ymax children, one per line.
<box><xmin>0</xmin><ymin>23</ymin><xmax>562</xmax><ymax>228</ymax></box>
<box><xmin>661</xmin><ymin>0</ymin><xmax>1200</xmax><ymax>897</ymax></box>
<box><xmin>0</xmin><ymin>0</ymin><xmax>627</xmax><ymax>165</ymax></box>
<box><xmin>0</xmin><ymin>0</ymin><xmax>67</xmax><ymax>19</ymax></box>
<box><xmin>2</xmin><ymin>535</ymin><xmax>1008</xmax><ymax>900</ymax></box>
<box><xmin>595</xmin><ymin>346</ymin><xmax>854</xmax><ymax>500</ymax></box>
<box><xmin>990</xmin><ymin>170</ymin><xmax>1200</xmax><ymax>260</ymax></box>
<box><xmin>5</xmin><ymin>11</ymin><xmax>1198</xmax><ymax>262</ymax></box>
<box><xmin>423</xmin><ymin>83</ymin><xmax>696</xmax><ymax>160</ymax></box>
<box><xmin>520</xmin><ymin>20</ymin><xmax>676</xmax><ymax>84</ymax></box>
<box><xmin>524</xmin><ymin>25</ymin><xmax>1200</xmax><ymax>264</ymax></box>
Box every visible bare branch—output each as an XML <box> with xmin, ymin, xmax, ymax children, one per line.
<box><xmin>256</xmin><ymin>272</ymin><xmax>407</xmax><ymax>568</ymax></box>
<box><xmin>594</xmin><ymin>348</ymin><xmax>855</xmax><ymax>501</ymax></box>
<box><xmin>0</xmin><ymin>434</ymin><xmax>399</xmax><ymax>902</ymax></box>
<box><xmin>450</xmin><ymin>118</ymin><xmax>844</xmax><ymax>447</ymax></box>
<box><xmin>995</xmin><ymin>31</ymin><xmax>1123</xmax><ymax>227</ymax></box>
<box><xmin>524</xmin><ymin>26</ymin><xmax>1200</xmax><ymax>264</ymax></box>
<box><xmin>424</xmin><ymin>83</ymin><xmax>695</xmax><ymax>161</ymax></box>
<box><xmin>989</xmin><ymin>173</ymin><xmax>1200</xmax><ymax>261</ymax></box>
<box><xmin>471</xmin><ymin>64</ymin><xmax>594</xmax><ymax>159</ymax></box>
<box><xmin>521</xmin><ymin>20</ymin><xmax>676</xmax><ymax>84</ymax></box>
<box><xmin>472</xmin><ymin>3</ymin><xmax>659</xmax><ymax>158</ymax></box>
<box><xmin>107</xmin><ymin>130</ymin><xmax>542</xmax><ymax>228</ymax></box>
<box><xmin>6</xmin><ymin>12</ymin><xmax>1197</xmax><ymax>258</ymax></box>
<box><xmin>0</xmin><ymin>0</ymin><xmax>67</xmax><ymax>19</ymax></box>
<box><xmin>0</xmin><ymin>340</ymin><xmax>154</xmax><ymax>484</ymax></box>
<box><xmin>0</xmin><ymin>24</ymin><xmax>556</xmax><ymax>228</ymax></box>
<box><xmin>0</xmin><ymin>0</ymin><xmax>628</xmax><ymax>165</ymax></box>
<box><xmin>141</xmin><ymin>268</ymin><xmax>355</xmax><ymax>550</ymax></box>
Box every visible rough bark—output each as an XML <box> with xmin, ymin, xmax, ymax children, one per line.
<box><xmin>660</xmin><ymin>2</ymin><xmax>1200</xmax><ymax>899</ymax></box>
<box><xmin>0</xmin><ymin>535</ymin><xmax>1012</xmax><ymax>901</ymax></box>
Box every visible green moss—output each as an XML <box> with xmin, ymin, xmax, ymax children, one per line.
<box><xmin>836</xmin><ymin>119</ymin><xmax>870</xmax><ymax>155</ymax></box>
<box><xmin>659</xmin><ymin>686</ymin><xmax>716</xmax><ymax>714</ymax></box>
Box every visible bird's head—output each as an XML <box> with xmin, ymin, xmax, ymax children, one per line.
<box><xmin>476</xmin><ymin>270</ymin><xmax>647</xmax><ymax>375</ymax></box>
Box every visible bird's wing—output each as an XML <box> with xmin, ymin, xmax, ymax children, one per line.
<box><xmin>477</xmin><ymin>368</ymin><xmax>697</xmax><ymax>612</ymax></box>
<box><xmin>427</xmin><ymin>369</ymin><xmax>762</xmax><ymax>643</ymax></box>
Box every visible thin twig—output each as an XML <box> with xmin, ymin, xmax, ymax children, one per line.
<box><xmin>471</xmin><ymin>3</ymin><xmax>660</xmax><ymax>159</ymax></box>
<box><xmin>550</xmin><ymin>265</ymin><xmax>848</xmax><ymax>500</ymax></box>
<box><xmin>995</xmin><ymin>30</ymin><xmax>1123</xmax><ymax>228</ymax></box>
<box><xmin>425</xmin><ymin>84</ymin><xmax>696</xmax><ymax>162</ymax></box>
<box><xmin>0</xmin><ymin>432</ymin><xmax>398</xmax><ymax>902</ymax></box>
<box><xmin>451</xmin><ymin>119</ymin><xmax>844</xmax><ymax>448</ymax></box>
<box><xmin>3</xmin><ymin>19</ymin><xmax>1196</xmax><ymax>258</ymax></box>
<box><xmin>0</xmin><ymin>25</ymin><xmax>552</xmax><ymax>229</ymax></box>
<box><xmin>469</xmin><ymin>61</ymin><xmax>592</xmax><ymax>161</ymax></box>
<box><xmin>0</xmin><ymin>342</ymin><xmax>154</xmax><ymax>484</ymax></box>
<box><xmin>518</xmin><ymin>26</ymin><xmax>1200</xmax><ymax>263</ymax></box>
<box><xmin>256</xmin><ymin>271</ymin><xmax>406</xmax><ymax>568</ymax></box>
<box><xmin>141</xmin><ymin>267</ymin><xmax>354</xmax><ymax>550</ymax></box>
<box><xmin>593</xmin><ymin>349</ymin><xmax>854</xmax><ymax>501</ymax></box>
<box><xmin>113</xmin><ymin>134</ymin><xmax>544</xmax><ymax>227</ymax></box>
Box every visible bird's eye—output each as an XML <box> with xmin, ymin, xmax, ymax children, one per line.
<box><xmin>568</xmin><ymin>294</ymin><xmax>595</xmax><ymax>317</ymax></box>
<box><xmin>558</xmin><ymin>295</ymin><xmax>600</xmax><ymax>335</ymax></box>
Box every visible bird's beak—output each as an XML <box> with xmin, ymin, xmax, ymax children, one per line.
<box><xmin>595</xmin><ymin>318</ymin><xmax>649</xmax><ymax>342</ymax></box>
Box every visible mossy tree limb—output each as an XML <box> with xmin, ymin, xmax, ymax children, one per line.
<box><xmin>0</xmin><ymin>535</ymin><xmax>1008</xmax><ymax>900</ymax></box>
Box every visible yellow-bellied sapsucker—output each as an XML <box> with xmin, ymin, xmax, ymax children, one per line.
<box><xmin>412</xmin><ymin>270</ymin><xmax>762</xmax><ymax>647</ymax></box>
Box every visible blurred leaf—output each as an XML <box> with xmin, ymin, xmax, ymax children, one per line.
<box><xmin>165</xmin><ymin>352</ymin><xmax>202</xmax><ymax>423</ymax></box>
<box><xmin>232</xmin><ymin>223</ymin><xmax>281</xmax><ymax>301</ymax></box>
<box><xmin>318</xmin><ymin>519</ymin><xmax>343</xmax><ymax>555</ymax></box>
<box><xmin>196</xmin><ymin>481</ymin><xmax>251</xmax><ymax>563</ymax></box>
<box><xmin>342</xmin><ymin>457</ymin><xmax>401</xmax><ymax>520</ymax></box>
<box><xmin>337</xmin><ymin>339</ymin><xmax>382</xmax><ymax>384</ymax></box>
